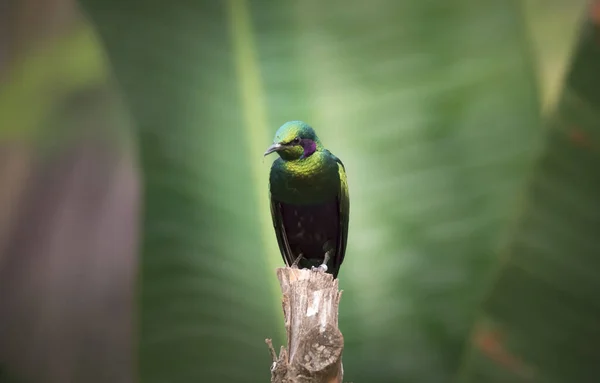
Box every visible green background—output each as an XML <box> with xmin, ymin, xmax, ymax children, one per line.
<box><xmin>1</xmin><ymin>0</ymin><xmax>597</xmax><ymax>382</ymax></box>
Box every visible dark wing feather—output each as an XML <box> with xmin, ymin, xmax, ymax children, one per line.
<box><xmin>331</xmin><ymin>154</ymin><xmax>349</xmax><ymax>278</ymax></box>
<box><xmin>269</xmin><ymin>197</ymin><xmax>296</xmax><ymax>266</ymax></box>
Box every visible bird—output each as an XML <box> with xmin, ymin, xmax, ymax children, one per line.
<box><xmin>264</xmin><ymin>121</ymin><xmax>349</xmax><ymax>278</ymax></box>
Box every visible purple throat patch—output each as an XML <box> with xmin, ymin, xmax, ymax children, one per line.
<box><xmin>300</xmin><ymin>139</ymin><xmax>317</xmax><ymax>157</ymax></box>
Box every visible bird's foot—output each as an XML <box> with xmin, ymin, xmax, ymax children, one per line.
<box><xmin>311</xmin><ymin>250</ymin><xmax>331</xmax><ymax>273</ymax></box>
<box><xmin>291</xmin><ymin>253</ymin><xmax>304</xmax><ymax>269</ymax></box>
<box><xmin>311</xmin><ymin>264</ymin><xmax>328</xmax><ymax>273</ymax></box>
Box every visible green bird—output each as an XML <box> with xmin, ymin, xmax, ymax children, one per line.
<box><xmin>264</xmin><ymin>121</ymin><xmax>349</xmax><ymax>278</ymax></box>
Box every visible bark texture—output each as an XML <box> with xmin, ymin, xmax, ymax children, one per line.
<box><xmin>267</xmin><ymin>267</ymin><xmax>345</xmax><ymax>383</ymax></box>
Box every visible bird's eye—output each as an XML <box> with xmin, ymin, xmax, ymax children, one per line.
<box><xmin>292</xmin><ymin>137</ymin><xmax>301</xmax><ymax>144</ymax></box>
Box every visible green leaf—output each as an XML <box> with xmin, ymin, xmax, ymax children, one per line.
<box><xmin>457</xmin><ymin>8</ymin><xmax>600</xmax><ymax>383</ymax></box>
<box><xmin>80</xmin><ymin>1</ymin><xmax>546</xmax><ymax>382</ymax></box>
<box><xmin>524</xmin><ymin>0</ymin><xmax>587</xmax><ymax>110</ymax></box>
<box><xmin>0</xmin><ymin>25</ymin><xmax>107</xmax><ymax>139</ymax></box>
<box><xmin>81</xmin><ymin>2</ymin><xmax>284</xmax><ymax>382</ymax></box>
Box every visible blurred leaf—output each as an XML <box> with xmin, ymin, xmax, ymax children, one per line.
<box><xmin>80</xmin><ymin>0</ymin><xmax>546</xmax><ymax>382</ymax></box>
<box><xmin>524</xmin><ymin>0</ymin><xmax>587</xmax><ymax>111</ymax></box>
<box><xmin>0</xmin><ymin>27</ymin><xmax>107</xmax><ymax>138</ymax></box>
<box><xmin>81</xmin><ymin>2</ymin><xmax>284</xmax><ymax>382</ymax></box>
<box><xmin>289</xmin><ymin>3</ymin><xmax>541</xmax><ymax>382</ymax></box>
<box><xmin>0</xmin><ymin>3</ymin><xmax>139</xmax><ymax>383</ymax></box>
<box><xmin>458</xmin><ymin>5</ymin><xmax>600</xmax><ymax>383</ymax></box>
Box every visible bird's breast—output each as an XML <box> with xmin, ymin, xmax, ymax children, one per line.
<box><xmin>269</xmin><ymin>155</ymin><xmax>339</xmax><ymax>204</ymax></box>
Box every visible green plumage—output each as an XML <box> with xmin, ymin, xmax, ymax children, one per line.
<box><xmin>264</xmin><ymin>121</ymin><xmax>349</xmax><ymax>278</ymax></box>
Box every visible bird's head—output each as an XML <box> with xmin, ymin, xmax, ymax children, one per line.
<box><xmin>264</xmin><ymin>121</ymin><xmax>323</xmax><ymax>161</ymax></box>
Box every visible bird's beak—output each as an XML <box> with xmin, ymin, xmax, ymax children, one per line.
<box><xmin>263</xmin><ymin>143</ymin><xmax>283</xmax><ymax>156</ymax></box>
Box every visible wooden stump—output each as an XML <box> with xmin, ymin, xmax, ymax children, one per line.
<box><xmin>266</xmin><ymin>267</ymin><xmax>344</xmax><ymax>383</ymax></box>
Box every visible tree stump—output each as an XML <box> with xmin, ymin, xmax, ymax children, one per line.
<box><xmin>266</xmin><ymin>267</ymin><xmax>344</xmax><ymax>383</ymax></box>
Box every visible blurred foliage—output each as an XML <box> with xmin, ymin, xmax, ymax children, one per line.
<box><xmin>458</xmin><ymin>7</ymin><xmax>600</xmax><ymax>383</ymax></box>
<box><xmin>524</xmin><ymin>0</ymin><xmax>586</xmax><ymax>110</ymax></box>
<box><xmin>0</xmin><ymin>27</ymin><xmax>106</xmax><ymax>138</ymax></box>
<box><xmin>0</xmin><ymin>3</ymin><xmax>138</xmax><ymax>383</ymax></box>
<box><xmin>79</xmin><ymin>1</ymin><xmax>549</xmax><ymax>382</ymax></box>
<box><xmin>0</xmin><ymin>0</ymin><xmax>593</xmax><ymax>382</ymax></box>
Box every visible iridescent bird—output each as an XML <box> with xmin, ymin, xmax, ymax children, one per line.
<box><xmin>264</xmin><ymin>121</ymin><xmax>349</xmax><ymax>278</ymax></box>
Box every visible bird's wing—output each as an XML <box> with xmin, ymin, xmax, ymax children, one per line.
<box><xmin>332</xmin><ymin>154</ymin><xmax>350</xmax><ymax>277</ymax></box>
<box><xmin>269</xmin><ymin>195</ymin><xmax>296</xmax><ymax>267</ymax></box>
